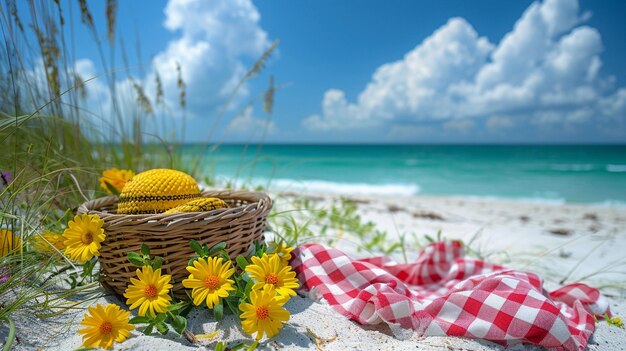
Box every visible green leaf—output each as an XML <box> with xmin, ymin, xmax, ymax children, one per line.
<box><xmin>240</xmin><ymin>271</ymin><xmax>252</xmax><ymax>283</ymax></box>
<box><xmin>213</xmin><ymin>300</ymin><xmax>224</xmax><ymax>321</ymax></box>
<box><xmin>128</xmin><ymin>252</ymin><xmax>145</xmax><ymax>267</ymax></box>
<box><xmin>68</xmin><ymin>274</ymin><xmax>78</xmax><ymax>289</ymax></box>
<box><xmin>155</xmin><ymin>312</ymin><xmax>167</xmax><ymax>324</ymax></box>
<box><xmin>255</xmin><ymin>245</ymin><xmax>266</xmax><ymax>257</ymax></box>
<box><xmin>153</xmin><ymin>256</ymin><xmax>164</xmax><ymax>269</ymax></box>
<box><xmin>189</xmin><ymin>240</ymin><xmax>203</xmax><ymax>255</ymax></box>
<box><xmin>229</xmin><ymin>343</ymin><xmax>247</xmax><ymax>351</ymax></box>
<box><xmin>141</xmin><ymin>244</ymin><xmax>151</xmax><ymax>256</ymax></box>
<box><xmin>229</xmin><ymin>343</ymin><xmax>248</xmax><ymax>351</ymax></box>
<box><xmin>248</xmin><ymin>341</ymin><xmax>259</xmax><ymax>351</ymax></box>
<box><xmin>244</xmin><ymin>280</ymin><xmax>254</xmax><ymax>297</ymax></box>
<box><xmin>215</xmin><ymin>342</ymin><xmax>226</xmax><ymax>351</ymax></box>
<box><xmin>0</xmin><ymin>211</ymin><xmax>19</xmax><ymax>220</ymax></box>
<box><xmin>166</xmin><ymin>302</ymin><xmax>186</xmax><ymax>312</ymax></box>
<box><xmin>180</xmin><ymin>301</ymin><xmax>194</xmax><ymax>318</ymax></box>
<box><xmin>188</xmin><ymin>256</ymin><xmax>198</xmax><ymax>267</ymax></box>
<box><xmin>143</xmin><ymin>324</ymin><xmax>154</xmax><ymax>335</ymax></box>
<box><xmin>224</xmin><ymin>297</ymin><xmax>239</xmax><ymax>315</ymax></box>
<box><xmin>208</xmin><ymin>242</ymin><xmax>227</xmax><ymax>255</ymax></box>
<box><xmin>129</xmin><ymin>316</ymin><xmax>151</xmax><ymax>324</ymax></box>
<box><xmin>219</xmin><ymin>251</ymin><xmax>231</xmax><ymax>263</ymax></box>
<box><xmin>170</xmin><ymin>315</ymin><xmax>187</xmax><ymax>335</ymax></box>
<box><xmin>103</xmin><ymin>181</ymin><xmax>121</xmax><ymax>196</ymax></box>
<box><xmin>253</xmin><ymin>241</ymin><xmax>267</xmax><ymax>257</ymax></box>
<box><xmin>156</xmin><ymin>322</ymin><xmax>169</xmax><ymax>335</ymax></box>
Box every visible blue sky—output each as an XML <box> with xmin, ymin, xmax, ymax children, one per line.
<box><xmin>17</xmin><ymin>0</ymin><xmax>626</xmax><ymax>143</ymax></box>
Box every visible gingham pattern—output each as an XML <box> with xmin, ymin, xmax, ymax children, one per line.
<box><xmin>291</xmin><ymin>241</ymin><xmax>609</xmax><ymax>351</ymax></box>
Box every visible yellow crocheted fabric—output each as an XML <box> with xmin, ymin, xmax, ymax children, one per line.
<box><xmin>163</xmin><ymin>197</ymin><xmax>229</xmax><ymax>214</ymax></box>
<box><xmin>117</xmin><ymin>169</ymin><xmax>200</xmax><ymax>214</ymax></box>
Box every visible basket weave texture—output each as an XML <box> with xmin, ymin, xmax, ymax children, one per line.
<box><xmin>77</xmin><ymin>190</ymin><xmax>272</xmax><ymax>299</ymax></box>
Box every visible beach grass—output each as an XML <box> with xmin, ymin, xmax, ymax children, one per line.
<box><xmin>0</xmin><ymin>1</ymin><xmax>279</xmax><ymax>347</ymax></box>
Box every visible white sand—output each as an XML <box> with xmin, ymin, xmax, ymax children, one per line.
<box><xmin>2</xmin><ymin>194</ymin><xmax>625</xmax><ymax>350</ymax></box>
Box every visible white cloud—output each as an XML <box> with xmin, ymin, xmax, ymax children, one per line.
<box><xmin>225</xmin><ymin>106</ymin><xmax>275</xmax><ymax>135</ymax></box>
<box><xmin>304</xmin><ymin>0</ymin><xmax>626</xmax><ymax>133</ymax></box>
<box><xmin>71</xmin><ymin>60</ymin><xmax>156</xmax><ymax>135</ymax></box>
<box><xmin>486</xmin><ymin>116</ymin><xmax>515</xmax><ymax>130</ymax></box>
<box><xmin>304</xmin><ymin>17</ymin><xmax>493</xmax><ymax>130</ymax></box>
<box><xmin>73</xmin><ymin>59</ymin><xmax>112</xmax><ymax>116</ymax></box>
<box><xmin>45</xmin><ymin>0</ymin><xmax>272</xmax><ymax>140</ymax></box>
<box><xmin>17</xmin><ymin>57</ymin><xmax>116</xmax><ymax>129</ymax></box>
<box><xmin>147</xmin><ymin>0</ymin><xmax>270</xmax><ymax>115</ymax></box>
<box><xmin>443</xmin><ymin>119</ymin><xmax>475</xmax><ymax>134</ymax></box>
<box><xmin>302</xmin><ymin>89</ymin><xmax>372</xmax><ymax>131</ymax></box>
<box><xmin>599</xmin><ymin>88</ymin><xmax>626</xmax><ymax>118</ymax></box>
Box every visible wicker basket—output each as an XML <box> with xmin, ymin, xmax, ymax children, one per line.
<box><xmin>77</xmin><ymin>189</ymin><xmax>272</xmax><ymax>299</ymax></box>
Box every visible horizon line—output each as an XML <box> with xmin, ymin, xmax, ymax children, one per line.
<box><xmin>102</xmin><ymin>142</ymin><xmax>626</xmax><ymax>146</ymax></box>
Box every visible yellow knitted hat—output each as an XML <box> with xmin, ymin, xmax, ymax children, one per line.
<box><xmin>163</xmin><ymin>197</ymin><xmax>229</xmax><ymax>214</ymax></box>
<box><xmin>117</xmin><ymin>169</ymin><xmax>200</xmax><ymax>214</ymax></box>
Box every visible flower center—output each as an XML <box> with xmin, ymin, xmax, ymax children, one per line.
<box><xmin>144</xmin><ymin>284</ymin><xmax>158</xmax><ymax>298</ymax></box>
<box><xmin>204</xmin><ymin>275</ymin><xmax>220</xmax><ymax>290</ymax></box>
<box><xmin>256</xmin><ymin>306</ymin><xmax>269</xmax><ymax>321</ymax></box>
<box><xmin>81</xmin><ymin>231</ymin><xmax>94</xmax><ymax>245</ymax></box>
<box><xmin>99</xmin><ymin>321</ymin><xmax>113</xmax><ymax>334</ymax></box>
<box><xmin>265</xmin><ymin>273</ymin><xmax>279</xmax><ymax>286</ymax></box>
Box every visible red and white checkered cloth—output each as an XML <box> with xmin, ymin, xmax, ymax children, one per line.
<box><xmin>291</xmin><ymin>241</ymin><xmax>609</xmax><ymax>351</ymax></box>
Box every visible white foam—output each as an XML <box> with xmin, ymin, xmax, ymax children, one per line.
<box><xmin>550</xmin><ymin>164</ymin><xmax>594</xmax><ymax>172</ymax></box>
<box><xmin>606</xmin><ymin>164</ymin><xmax>626</xmax><ymax>172</ymax></box>
<box><xmin>590</xmin><ymin>200</ymin><xmax>626</xmax><ymax>208</ymax></box>
<box><xmin>260</xmin><ymin>178</ymin><xmax>420</xmax><ymax>196</ymax></box>
<box><xmin>462</xmin><ymin>195</ymin><xmax>566</xmax><ymax>205</ymax></box>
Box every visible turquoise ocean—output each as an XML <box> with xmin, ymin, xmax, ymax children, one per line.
<box><xmin>184</xmin><ymin>144</ymin><xmax>626</xmax><ymax>204</ymax></box>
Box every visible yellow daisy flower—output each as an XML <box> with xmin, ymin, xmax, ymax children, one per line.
<box><xmin>240</xmin><ymin>288</ymin><xmax>290</xmax><ymax>340</ymax></box>
<box><xmin>31</xmin><ymin>230</ymin><xmax>65</xmax><ymax>255</ymax></box>
<box><xmin>245</xmin><ymin>254</ymin><xmax>299</xmax><ymax>298</ymax></box>
<box><xmin>0</xmin><ymin>229</ymin><xmax>21</xmax><ymax>257</ymax></box>
<box><xmin>182</xmin><ymin>256</ymin><xmax>235</xmax><ymax>309</ymax></box>
<box><xmin>271</xmin><ymin>241</ymin><xmax>294</xmax><ymax>267</ymax></box>
<box><xmin>124</xmin><ymin>265</ymin><xmax>173</xmax><ymax>317</ymax></box>
<box><xmin>63</xmin><ymin>214</ymin><xmax>105</xmax><ymax>263</ymax></box>
<box><xmin>99</xmin><ymin>168</ymin><xmax>135</xmax><ymax>194</ymax></box>
<box><xmin>77</xmin><ymin>303</ymin><xmax>134</xmax><ymax>349</ymax></box>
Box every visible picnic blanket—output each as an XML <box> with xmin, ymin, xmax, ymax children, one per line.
<box><xmin>291</xmin><ymin>241</ymin><xmax>609</xmax><ymax>351</ymax></box>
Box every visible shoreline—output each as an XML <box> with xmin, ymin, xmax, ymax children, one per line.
<box><xmin>279</xmin><ymin>189</ymin><xmax>626</xmax><ymax>207</ymax></box>
<box><xmin>216</xmin><ymin>177</ymin><xmax>626</xmax><ymax>208</ymax></box>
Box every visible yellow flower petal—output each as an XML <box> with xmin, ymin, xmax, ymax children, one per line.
<box><xmin>245</xmin><ymin>254</ymin><xmax>300</xmax><ymax>297</ymax></box>
<box><xmin>124</xmin><ymin>266</ymin><xmax>172</xmax><ymax>317</ymax></box>
<box><xmin>100</xmin><ymin>168</ymin><xmax>134</xmax><ymax>194</ymax></box>
<box><xmin>77</xmin><ymin>304</ymin><xmax>134</xmax><ymax>350</ymax></box>
<box><xmin>62</xmin><ymin>214</ymin><xmax>105</xmax><ymax>263</ymax></box>
<box><xmin>239</xmin><ymin>289</ymin><xmax>291</xmax><ymax>341</ymax></box>
<box><xmin>182</xmin><ymin>257</ymin><xmax>235</xmax><ymax>309</ymax></box>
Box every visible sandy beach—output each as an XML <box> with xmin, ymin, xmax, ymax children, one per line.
<box><xmin>3</xmin><ymin>193</ymin><xmax>625</xmax><ymax>351</ymax></box>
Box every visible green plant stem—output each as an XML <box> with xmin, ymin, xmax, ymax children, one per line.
<box><xmin>3</xmin><ymin>318</ymin><xmax>15</xmax><ymax>351</ymax></box>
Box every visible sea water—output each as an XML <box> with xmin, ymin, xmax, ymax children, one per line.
<box><xmin>182</xmin><ymin>144</ymin><xmax>626</xmax><ymax>204</ymax></box>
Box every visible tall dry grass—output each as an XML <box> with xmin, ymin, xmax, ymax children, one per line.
<box><xmin>0</xmin><ymin>0</ymin><xmax>278</xmax><ymax>344</ymax></box>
